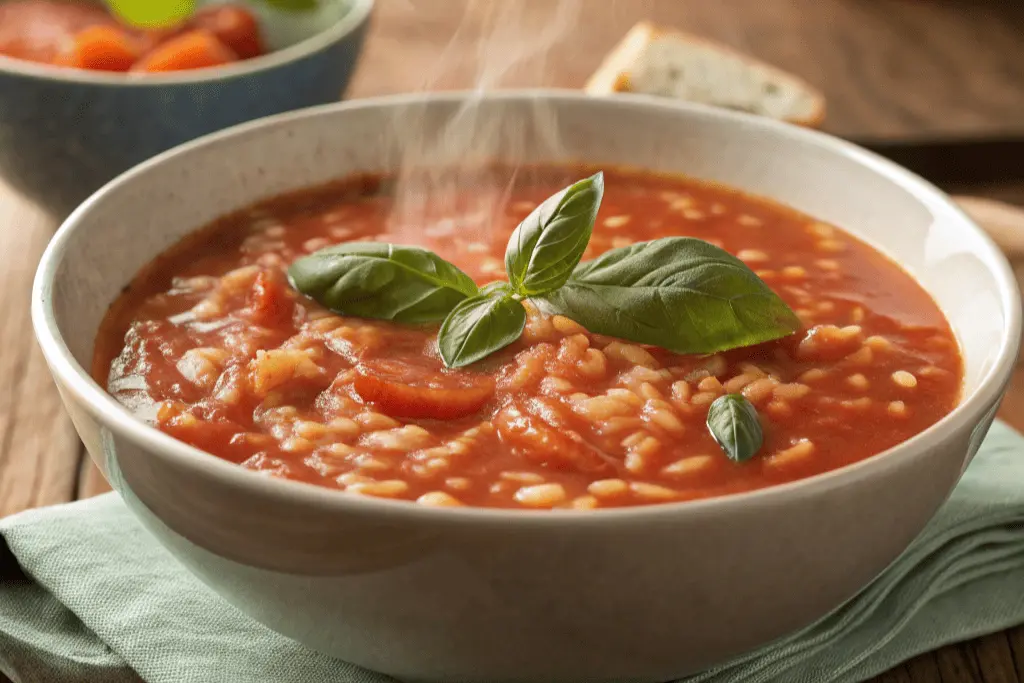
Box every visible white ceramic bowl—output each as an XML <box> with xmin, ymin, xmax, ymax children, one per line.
<box><xmin>32</xmin><ymin>92</ymin><xmax>1022</xmax><ymax>683</ymax></box>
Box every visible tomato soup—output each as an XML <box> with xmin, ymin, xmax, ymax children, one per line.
<box><xmin>94</xmin><ymin>166</ymin><xmax>963</xmax><ymax>510</ymax></box>
<box><xmin>0</xmin><ymin>0</ymin><xmax>265</xmax><ymax>72</ymax></box>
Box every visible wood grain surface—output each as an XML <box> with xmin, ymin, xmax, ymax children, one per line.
<box><xmin>351</xmin><ymin>0</ymin><xmax>1024</xmax><ymax>139</ymax></box>
<box><xmin>2</xmin><ymin>1</ymin><xmax>1024</xmax><ymax>682</ymax></box>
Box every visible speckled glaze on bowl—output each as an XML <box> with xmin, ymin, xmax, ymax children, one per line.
<box><xmin>0</xmin><ymin>0</ymin><xmax>371</xmax><ymax>218</ymax></box>
<box><xmin>32</xmin><ymin>92</ymin><xmax>1022</xmax><ymax>683</ymax></box>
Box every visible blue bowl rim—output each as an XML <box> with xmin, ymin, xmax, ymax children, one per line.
<box><xmin>0</xmin><ymin>0</ymin><xmax>373</xmax><ymax>86</ymax></box>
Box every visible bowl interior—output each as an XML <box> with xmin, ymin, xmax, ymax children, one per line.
<box><xmin>42</xmin><ymin>93</ymin><xmax>1016</xmax><ymax>444</ymax></box>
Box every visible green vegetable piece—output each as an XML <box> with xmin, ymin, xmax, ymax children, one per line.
<box><xmin>707</xmin><ymin>394</ymin><xmax>764</xmax><ymax>462</ymax></box>
<box><xmin>288</xmin><ymin>242</ymin><xmax>478</xmax><ymax>324</ymax></box>
<box><xmin>438</xmin><ymin>290</ymin><xmax>527</xmax><ymax>368</ymax></box>
<box><xmin>106</xmin><ymin>0</ymin><xmax>196</xmax><ymax>27</ymax></box>
<box><xmin>106</xmin><ymin>0</ymin><xmax>318</xmax><ymax>28</ymax></box>
<box><xmin>538</xmin><ymin>237</ymin><xmax>801</xmax><ymax>354</ymax></box>
<box><xmin>505</xmin><ymin>172</ymin><xmax>604</xmax><ymax>296</ymax></box>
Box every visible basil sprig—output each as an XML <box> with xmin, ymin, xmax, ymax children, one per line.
<box><xmin>289</xmin><ymin>172</ymin><xmax>801</xmax><ymax>372</ymax></box>
<box><xmin>707</xmin><ymin>394</ymin><xmax>764</xmax><ymax>462</ymax></box>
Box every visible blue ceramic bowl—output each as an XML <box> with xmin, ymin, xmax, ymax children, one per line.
<box><xmin>0</xmin><ymin>0</ymin><xmax>372</xmax><ymax>217</ymax></box>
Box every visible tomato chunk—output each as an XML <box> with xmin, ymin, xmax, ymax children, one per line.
<box><xmin>53</xmin><ymin>25</ymin><xmax>140</xmax><ymax>71</ymax></box>
<box><xmin>191</xmin><ymin>4</ymin><xmax>264</xmax><ymax>59</ymax></box>
<box><xmin>137</xmin><ymin>26</ymin><xmax>183</xmax><ymax>54</ymax></box>
<box><xmin>247</xmin><ymin>270</ymin><xmax>294</xmax><ymax>328</ymax></box>
<box><xmin>132</xmin><ymin>29</ymin><xmax>237</xmax><ymax>72</ymax></box>
<box><xmin>494</xmin><ymin>399</ymin><xmax>615</xmax><ymax>475</ymax></box>
<box><xmin>0</xmin><ymin>1</ymin><xmax>114</xmax><ymax>63</ymax></box>
<box><xmin>354</xmin><ymin>359</ymin><xmax>494</xmax><ymax>420</ymax></box>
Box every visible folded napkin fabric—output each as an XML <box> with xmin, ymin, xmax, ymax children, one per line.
<box><xmin>3</xmin><ymin>420</ymin><xmax>1024</xmax><ymax>683</ymax></box>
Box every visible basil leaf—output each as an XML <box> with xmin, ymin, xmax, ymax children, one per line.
<box><xmin>479</xmin><ymin>281</ymin><xmax>513</xmax><ymax>296</ymax></box>
<box><xmin>707</xmin><ymin>394</ymin><xmax>763</xmax><ymax>462</ymax></box>
<box><xmin>537</xmin><ymin>237</ymin><xmax>801</xmax><ymax>354</ymax></box>
<box><xmin>289</xmin><ymin>242</ymin><xmax>478</xmax><ymax>324</ymax></box>
<box><xmin>505</xmin><ymin>173</ymin><xmax>604</xmax><ymax>296</ymax></box>
<box><xmin>438</xmin><ymin>292</ymin><xmax>527</xmax><ymax>368</ymax></box>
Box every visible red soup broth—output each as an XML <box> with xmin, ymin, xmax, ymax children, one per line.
<box><xmin>93</xmin><ymin>165</ymin><xmax>963</xmax><ymax>510</ymax></box>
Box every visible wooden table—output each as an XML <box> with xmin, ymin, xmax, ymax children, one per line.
<box><xmin>3</xmin><ymin>1</ymin><xmax>1024</xmax><ymax>681</ymax></box>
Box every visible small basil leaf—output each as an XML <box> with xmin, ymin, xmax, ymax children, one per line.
<box><xmin>537</xmin><ymin>237</ymin><xmax>801</xmax><ymax>354</ymax></box>
<box><xmin>707</xmin><ymin>394</ymin><xmax>763</xmax><ymax>462</ymax></box>
<box><xmin>288</xmin><ymin>242</ymin><xmax>478</xmax><ymax>324</ymax></box>
<box><xmin>438</xmin><ymin>293</ymin><xmax>527</xmax><ymax>368</ymax></box>
<box><xmin>505</xmin><ymin>173</ymin><xmax>604</xmax><ymax>296</ymax></box>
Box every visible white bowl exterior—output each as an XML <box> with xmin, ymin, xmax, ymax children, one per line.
<box><xmin>34</xmin><ymin>93</ymin><xmax>1020</xmax><ymax>682</ymax></box>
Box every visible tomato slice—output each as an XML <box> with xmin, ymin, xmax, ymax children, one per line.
<box><xmin>52</xmin><ymin>25</ymin><xmax>140</xmax><ymax>71</ymax></box>
<box><xmin>190</xmin><ymin>4</ymin><xmax>264</xmax><ymax>59</ymax></box>
<box><xmin>353</xmin><ymin>358</ymin><xmax>495</xmax><ymax>420</ymax></box>
<box><xmin>0</xmin><ymin>1</ymin><xmax>115</xmax><ymax>63</ymax></box>
<box><xmin>495</xmin><ymin>399</ymin><xmax>615</xmax><ymax>475</ymax></box>
<box><xmin>132</xmin><ymin>29</ymin><xmax>237</xmax><ymax>72</ymax></box>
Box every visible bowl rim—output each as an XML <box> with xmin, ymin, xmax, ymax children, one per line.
<box><xmin>32</xmin><ymin>90</ymin><xmax>1024</xmax><ymax>525</ymax></box>
<box><xmin>0</xmin><ymin>0</ymin><xmax>373</xmax><ymax>86</ymax></box>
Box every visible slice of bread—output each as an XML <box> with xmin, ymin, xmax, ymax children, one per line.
<box><xmin>586</xmin><ymin>22</ymin><xmax>826</xmax><ymax>128</ymax></box>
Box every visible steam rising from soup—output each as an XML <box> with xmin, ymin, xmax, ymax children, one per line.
<box><xmin>385</xmin><ymin>0</ymin><xmax>583</xmax><ymax>246</ymax></box>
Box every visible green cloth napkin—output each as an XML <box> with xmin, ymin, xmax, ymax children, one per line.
<box><xmin>2</xmin><ymin>421</ymin><xmax>1024</xmax><ymax>683</ymax></box>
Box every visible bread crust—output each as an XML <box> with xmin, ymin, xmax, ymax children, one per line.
<box><xmin>585</xmin><ymin>22</ymin><xmax>826</xmax><ymax>128</ymax></box>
